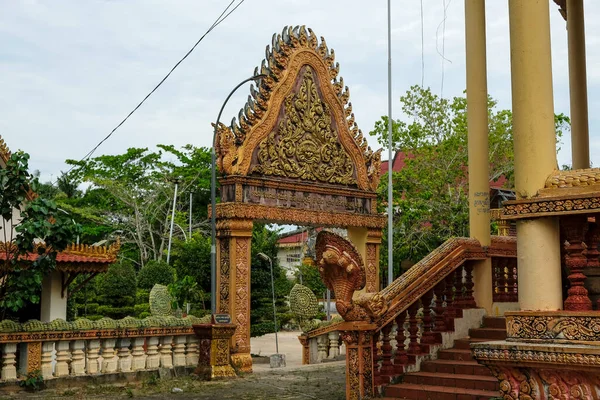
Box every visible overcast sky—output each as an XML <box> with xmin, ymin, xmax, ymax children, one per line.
<box><xmin>1</xmin><ymin>0</ymin><xmax>599</xmax><ymax>182</ymax></box>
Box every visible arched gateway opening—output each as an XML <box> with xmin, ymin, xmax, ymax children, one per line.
<box><xmin>213</xmin><ymin>26</ymin><xmax>386</xmax><ymax>372</ymax></box>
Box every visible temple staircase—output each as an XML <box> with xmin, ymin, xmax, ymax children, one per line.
<box><xmin>382</xmin><ymin>316</ymin><xmax>506</xmax><ymax>400</ymax></box>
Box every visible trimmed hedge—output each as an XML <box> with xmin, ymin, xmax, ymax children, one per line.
<box><xmin>137</xmin><ymin>261</ymin><xmax>176</xmax><ymax>290</ymax></box>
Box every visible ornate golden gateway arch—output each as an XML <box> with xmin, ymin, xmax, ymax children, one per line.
<box><xmin>213</xmin><ymin>26</ymin><xmax>386</xmax><ymax>372</ymax></box>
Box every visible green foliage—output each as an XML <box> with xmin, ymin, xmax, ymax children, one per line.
<box><xmin>0</xmin><ymin>151</ymin><xmax>81</xmax><ymax>318</ymax></box>
<box><xmin>96</xmin><ymin>305</ymin><xmax>136</xmax><ymax>319</ymax></box>
<box><xmin>96</xmin><ymin>261</ymin><xmax>137</xmax><ymax>307</ymax></box>
<box><xmin>65</xmin><ymin>145</ymin><xmax>212</xmax><ymax>266</ymax></box>
<box><xmin>171</xmin><ymin>234</ymin><xmax>210</xmax><ymax>294</ymax></box>
<box><xmin>168</xmin><ymin>275</ymin><xmax>199</xmax><ymax>311</ymax></box>
<box><xmin>370</xmin><ymin>86</ymin><xmax>570</xmax><ymax>278</ymax></box>
<box><xmin>19</xmin><ymin>370</ymin><xmax>44</xmax><ymax>391</ymax></box>
<box><xmin>250</xmin><ymin>224</ymin><xmax>293</xmax><ymax>337</ymax></box>
<box><xmin>137</xmin><ymin>260</ymin><xmax>176</xmax><ymax>290</ymax></box>
<box><xmin>295</xmin><ymin>263</ymin><xmax>326</xmax><ymax>297</ymax></box>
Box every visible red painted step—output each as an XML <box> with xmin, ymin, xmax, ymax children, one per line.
<box><xmin>386</xmin><ymin>383</ymin><xmax>499</xmax><ymax>400</ymax></box>
<box><xmin>383</xmin><ymin>317</ymin><xmax>505</xmax><ymax>399</ymax></box>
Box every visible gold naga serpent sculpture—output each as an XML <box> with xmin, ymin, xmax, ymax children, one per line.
<box><xmin>316</xmin><ymin>231</ymin><xmax>387</xmax><ymax>322</ymax></box>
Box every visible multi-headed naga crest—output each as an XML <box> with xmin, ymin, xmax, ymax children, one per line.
<box><xmin>316</xmin><ymin>231</ymin><xmax>387</xmax><ymax>322</ymax></box>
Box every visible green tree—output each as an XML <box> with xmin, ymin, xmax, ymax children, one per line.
<box><xmin>250</xmin><ymin>224</ymin><xmax>293</xmax><ymax>336</ymax></box>
<box><xmin>0</xmin><ymin>152</ymin><xmax>81</xmax><ymax>318</ymax></box>
<box><xmin>370</xmin><ymin>86</ymin><xmax>570</xmax><ymax>279</ymax></box>
<box><xmin>65</xmin><ymin>145</ymin><xmax>212</xmax><ymax>266</ymax></box>
<box><xmin>137</xmin><ymin>260</ymin><xmax>176</xmax><ymax>290</ymax></box>
<box><xmin>295</xmin><ymin>263</ymin><xmax>327</xmax><ymax>298</ymax></box>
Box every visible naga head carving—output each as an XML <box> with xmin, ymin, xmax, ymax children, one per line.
<box><xmin>316</xmin><ymin>231</ymin><xmax>387</xmax><ymax>322</ymax></box>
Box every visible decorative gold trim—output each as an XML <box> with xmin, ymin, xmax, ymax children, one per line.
<box><xmin>502</xmin><ymin>193</ymin><xmax>600</xmax><ymax>219</ymax></box>
<box><xmin>545</xmin><ymin>168</ymin><xmax>600</xmax><ymax>189</ymax></box>
<box><xmin>0</xmin><ymin>326</ymin><xmax>194</xmax><ymax>343</ymax></box>
<box><xmin>506</xmin><ymin>311</ymin><xmax>600</xmax><ymax>344</ymax></box>
<box><xmin>214</xmin><ymin>203</ymin><xmax>386</xmax><ymax>229</ymax></box>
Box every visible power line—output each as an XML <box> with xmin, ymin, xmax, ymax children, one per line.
<box><xmin>62</xmin><ymin>0</ymin><xmax>246</xmax><ymax>179</ymax></box>
<box><xmin>436</xmin><ymin>0</ymin><xmax>453</xmax><ymax>98</ymax></box>
<box><xmin>420</xmin><ymin>0</ymin><xmax>425</xmax><ymax>88</ymax></box>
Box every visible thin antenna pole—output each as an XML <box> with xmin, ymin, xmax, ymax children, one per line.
<box><xmin>387</xmin><ymin>0</ymin><xmax>394</xmax><ymax>287</ymax></box>
<box><xmin>167</xmin><ymin>181</ymin><xmax>179</xmax><ymax>265</ymax></box>
<box><xmin>189</xmin><ymin>192</ymin><xmax>193</xmax><ymax>240</ymax></box>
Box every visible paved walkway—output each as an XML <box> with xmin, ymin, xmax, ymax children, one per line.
<box><xmin>250</xmin><ymin>330</ymin><xmax>305</xmax><ymax>370</ymax></box>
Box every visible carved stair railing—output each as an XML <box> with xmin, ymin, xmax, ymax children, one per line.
<box><xmin>330</xmin><ymin>235</ymin><xmax>516</xmax><ymax>400</ymax></box>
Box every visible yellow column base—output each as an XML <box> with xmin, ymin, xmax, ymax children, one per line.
<box><xmin>230</xmin><ymin>353</ymin><xmax>253</xmax><ymax>373</ymax></box>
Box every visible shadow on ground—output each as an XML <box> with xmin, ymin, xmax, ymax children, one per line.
<box><xmin>0</xmin><ymin>363</ymin><xmax>346</xmax><ymax>400</ymax></box>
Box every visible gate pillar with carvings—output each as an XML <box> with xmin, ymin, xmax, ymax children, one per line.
<box><xmin>216</xmin><ymin>218</ymin><xmax>253</xmax><ymax>373</ymax></box>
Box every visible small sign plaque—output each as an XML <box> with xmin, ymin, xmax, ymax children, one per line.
<box><xmin>213</xmin><ymin>314</ymin><xmax>232</xmax><ymax>324</ymax></box>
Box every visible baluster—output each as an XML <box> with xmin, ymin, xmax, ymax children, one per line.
<box><xmin>500</xmin><ymin>258</ymin><xmax>510</xmax><ymax>302</ymax></box>
<box><xmin>379</xmin><ymin>324</ymin><xmax>393</xmax><ymax>383</ymax></box>
<box><xmin>117</xmin><ymin>339</ymin><xmax>132</xmax><ymax>372</ymax></box>
<box><xmin>146</xmin><ymin>337</ymin><xmax>160</xmax><ymax>369</ymax></box>
<box><xmin>131</xmin><ymin>338</ymin><xmax>147</xmax><ymax>371</ymax></box>
<box><xmin>328</xmin><ymin>331</ymin><xmax>340</xmax><ymax>359</ymax></box>
<box><xmin>55</xmin><ymin>341</ymin><xmax>70</xmax><ymax>377</ymax></box>
<box><xmin>507</xmin><ymin>259</ymin><xmax>518</xmax><ymax>302</ymax></box>
<box><xmin>372</xmin><ymin>330</ymin><xmax>383</xmax><ymax>386</ymax></box>
<box><xmin>393</xmin><ymin>312</ymin><xmax>408</xmax><ymax>373</ymax></box>
<box><xmin>433</xmin><ymin>280</ymin><xmax>446</xmax><ymax>338</ymax></box>
<box><xmin>464</xmin><ymin>263</ymin><xmax>477</xmax><ymax>308</ymax></box>
<box><xmin>492</xmin><ymin>258</ymin><xmax>501</xmax><ymax>302</ymax></box>
<box><xmin>454</xmin><ymin>267</ymin><xmax>466</xmax><ymax>313</ymax></box>
<box><xmin>159</xmin><ymin>336</ymin><xmax>174</xmax><ymax>368</ymax></box>
<box><xmin>70</xmin><ymin>340</ymin><xmax>85</xmax><ymax>375</ymax></box>
<box><xmin>407</xmin><ymin>302</ymin><xmax>422</xmax><ymax>361</ymax></box>
<box><xmin>41</xmin><ymin>342</ymin><xmax>54</xmax><ymax>379</ymax></box>
<box><xmin>420</xmin><ymin>290</ymin><xmax>435</xmax><ymax>350</ymax></box>
<box><xmin>101</xmin><ymin>339</ymin><xmax>117</xmax><ymax>373</ymax></box>
<box><xmin>586</xmin><ymin>222</ymin><xmax>600</xmax><ymax>268</ymax></box>
<box><xmin>316</xmin><ymin>335</ymin><xmax>328</xmax><ymax>362</ymax></box>
<box><xmin>185</xmin><ymin>335</ymin><xmax>199</xmax><ymax>367</ymax></box>
<box><xmin>563</xmin><ymin>216</ymin><xmax>592</xmax><ymax>311</ymax></box>
<box><xmin>444</xmin><ymin>273</ymin><xmax>456</xmax><ymax>331</ymax></box>
<box><xmin>173</xmin><ymin>336</ymin><xmax>187</xmax><ymax>367</ymax></box>
<box><xmin>1</xmin><ymin>343</ymin><xmax>17</xmax><ymax>381</ymax></box>
<box><xmin>86</xmin><ymin>340</ymin><xmax>100</xmax><ymax>374</ymax></box>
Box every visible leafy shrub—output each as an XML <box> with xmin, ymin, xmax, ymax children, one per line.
<box><xmin>19</xmin><ymin>370</ymin><xmax>44</xmax><ymax>391</ymax></box>
<box><xmin>96</xmin><ymin>262</ymin><xmax>137</xmax><ymax>307</ymax></box>
<box><xmin>135</xmin><ymin>289</ymin><xmax>150</xmax><ymax>304</ymax></box>
<box><xmin>137</xmin><ymin>261</ymin><xmax>176</xmax><ymax>290</ymax></box>
<box><xmin>96</xmin><ymin>305</ymin><xmax>135</xmax><ymax>319</ymax></box>
<box><xmin>134</xmin><ymin>303</ymin><xmax>150</xmax><ymax>317</ymax></box>
<box><xmin>138</xmin><ymin>312</ymin><xmax>150</xmax><ymax>319</ymax></box>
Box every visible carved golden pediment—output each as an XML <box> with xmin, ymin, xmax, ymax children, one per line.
<box><xmin>214</xmin><ymin>26</ymin><xmax>381</xmax><ymax>192</ymax></box>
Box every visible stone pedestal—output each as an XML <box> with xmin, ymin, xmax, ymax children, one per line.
<box><xmin>193</xmin><ymin>323</ymin><xmax>237</xmax><ymax>380</ymax></box>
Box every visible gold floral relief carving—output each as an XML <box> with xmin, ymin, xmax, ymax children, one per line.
<box><xmin>507</xmin><ymin>314</ymin><xmax>600</xmax><ymax>342</ymax></box>
<box><xmin>252</xmin><ymin>67</ymin><xmax>356</xmax><ymax>186</ymax></box>
<box><xmin>27</xmin><ymin>342</ymin><xmax>42</xmax><ymax>372</ymax></box>
<box><xmin>234</xmin><ymin>238</ymin><xmax>251</xmax><ymax>354</ymax></box>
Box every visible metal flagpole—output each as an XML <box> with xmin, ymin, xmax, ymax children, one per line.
<box><xmin>387</xmin><ymin>0</ymin><xmax>394</xmax><ymax>287</ymax></box>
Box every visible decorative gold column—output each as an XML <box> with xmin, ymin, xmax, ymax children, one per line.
<box><xmin>216</xmin><ymin>218</ymin><xmax>253</xmax><ymax>372</ymax></box>
<box><xmin>509</xmin><ymin>0</ymin><xmax>563</xmax><ymax>310</ymax></box>
<box><xmin>567</xmin><ymin>0</ymin><xmax>590</xmax><ymax>169</ymax></box>
<box><xmin>366</xmin><ymin>229</ymin><xmax>382</xmax><ymax>292</ymax></box>
<box><xmin>465</xmin><ymin>0</ymin><xmax>492</xmax><ymax>314</ymax></box>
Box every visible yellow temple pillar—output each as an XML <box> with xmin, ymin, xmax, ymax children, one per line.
<box><xmin>567</xmin><ymin>0</ymin><xmax>590</xmax><ymax>169</ymax></box>
<box><xmin>465</xmin><ymin>0</ymin><xmax>492</xmax><ymax>314</ymax></box>
<box><xmin>508</xmin><ymin>0</ymin><xmax>562</xmax><ymax>310</ymax></box>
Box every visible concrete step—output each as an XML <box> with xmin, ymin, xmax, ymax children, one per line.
<box><xmin>404</xmin><ymin>371</ymin><xmax>499</xmax><ymax>392</ymax></box>
<box><xmin>438</xmin><ymin>348</ymin><xmax>474</xmax><ymax>361</ymax></box>
<box><xmin>420</xmin><ymin>359</ymin><xmax>491</xmax><ymax>376</ymax></box>
<box><xmin>453</xmin><ymin>337</ymin><xmax>490</xmax><ymax>350</ymax></box>
<box><xmin>468</xmin><ymin>327</ymin><xmax>507</xmax><ymax>340</ymax></box>
<box><xmin>386</xmin><ymin>382</ymin><xmax>500</xmax><ymax>400</ymax></box>
<box><xmin>482</xmin><ymin>316</ymin><xmax>506</xmax><ymax>329</ymax></box>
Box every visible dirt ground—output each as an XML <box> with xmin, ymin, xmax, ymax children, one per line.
<box><xmin>0</xmin><ymin>363</ymin><xmax>346</xmax><ymax>400</ymax></box>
